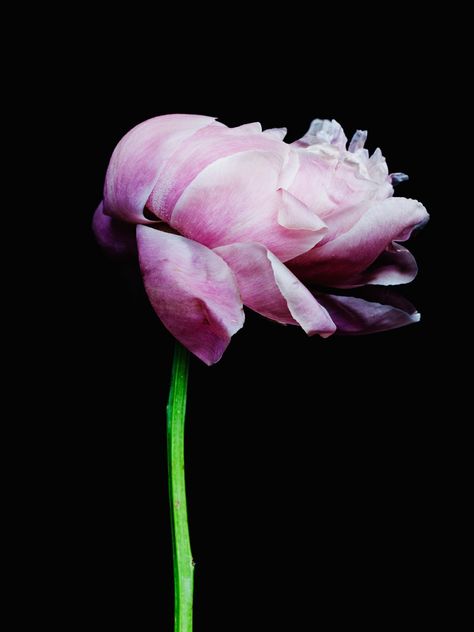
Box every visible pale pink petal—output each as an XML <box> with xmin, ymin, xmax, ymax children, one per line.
<box><xmin>287</xmin><ymin>149</ymin><xmax>392</xmax><ymax>224</ymax></box>
<box><xmin>170</xmin><ymin>150</ymin><xmax>326</xmax><ymax>262</ymax></box>
<box><xmin>136</xmin><ymin>226</ymin><xmax>244</xmax><ymax>365</ymax></box>
<box><xmin>263</xmin><ymin>127</ymin><xmax>287</xmax><ymax>141</ymax></box>
<box><xmin>103</xmin><ymin>114</ymin><xmax>216</xmax><ymax>224</ymax></box>
<box><xmin>292</xmin><ymin>119</ymin><xmax>348</xmax><ymax>149</ymax></box>
<box><xmin>289</xmin><ymin>197</ymin><xmax>429</xmax><ymax>286</ymax></box>
<box><xmin>316</xmin><ymin>290</ymin><xmax>420</xmax><ymax>334</ymax></box>
<box><xmin>92</xmin><ymin>202</ymin><xmax>137</xmax><ymax>259</ymax></box>
<box><xmin>214</xmin><ymin>243</ymin><xmax>336</xmax><ymax>337</ymax></box>
<box><xmin>146</xmin><ymin>122</ymin><xmax>286</xmax><ymax>223</ymax></box>
<box><xmin>277</xmin><ymin>188</ymin><xmax>327</xmax><ymax>232</ymax></box>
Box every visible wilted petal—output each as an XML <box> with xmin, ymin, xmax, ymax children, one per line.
<box><xmin>104</xmin><ymin>114</ymin><xmax>216</xmax><ymax>224</ymax></box>
<box><xmin>289</xmin><ymin>197</ymin><xmax>429</xmax><ymax>286</ymax></box>
<box><xmin>390</xmin><ymin>172</ymin><xmax>409</xmax><ymax>185</ymax></box>
<box><xmin>215</xmin><ymin>242</ymin><xmax>336</xmax><ymax>337</ymax></box>
<box><xmin>348</xmin><ymin>129</ymin><xmax>368</xmax><ymax>153</ymax></box>
<box><xmin>293</xmin><ymin>118</ymin><xmax>348</xmax><ymax>149</ymax></box>
<box><xmin>316</xmin><ymin>289</ymin><xmax>420</xmax><ymax>334</ymax></box>
<box><xmin>137</xmin><ymin>226</ymin><xmax>244</xmax><ymax>365</ymax></box>
<box><xmin>170</xmin><ymin>150</ymin><xmax>326</xmax><ymax>261</ymax></box>
<box><xmin>92</xmin><ymin>202</ymin><xmax>137</xmax><ymax>259</ymax></box>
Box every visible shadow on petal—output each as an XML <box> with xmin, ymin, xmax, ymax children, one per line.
<box><xmin>314</xmin><ymin>286</ymin><xmax>420</xmax><ymax>335</ymax></box>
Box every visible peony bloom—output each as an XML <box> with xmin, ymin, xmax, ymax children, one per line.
<box><xmin>93</xmin><ymin>115</ymin><xmax>428</xmax><ymax>364</ymax></box>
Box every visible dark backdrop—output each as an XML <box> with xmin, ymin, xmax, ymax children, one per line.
<box><xmin>54</xmin><ymin>13</ymin><xmax>456</xmax><ymax>630</ymax></box>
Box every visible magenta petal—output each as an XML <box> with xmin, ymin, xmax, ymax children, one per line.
<box><xmin>137</xmin><ymin>226</ymin><xmax>244</xmax><ymax>365</ymax></box>
<box><xmin>214</xmin><ymin>243</ymin><xmax>336</xmax><ymax>337</ymax></box>
<box><xmin>337</xmin><ymin>242</ymin><xmax>419</xmax><ymax>288</ymax></box>
<box><xmin>316</xmin><ymin>290</ymin><xmax>420</xmax><ymax>334</ymax></box>
<box><xmin>92</xmin><ymin>202</ymin><xmax>137</xmax><ymax>259</ymax></box>
<box><xmin>103</xmin><ymin>114</ymin><xmax>215</xmax><ymax>224</ymax></box>
<box><xmin>289</xmin><ymin>197</ymin><xmax>429</xmax><ymax>286</ymax></box>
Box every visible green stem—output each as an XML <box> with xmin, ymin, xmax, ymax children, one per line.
<box><xmin>167</xmin><ymin>341</ymin><xmax>193</xmax><ymax>632</ymax></box>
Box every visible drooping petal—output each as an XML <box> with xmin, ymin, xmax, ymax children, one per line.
<box><xmin>103</xmin><ymin>114</ymin><xmax>216</xmax><ymax>224</ymax></box>
<box><xmin>336</xmin><ymin>242</ymin><xmax>419</xmax><ymax>288</ymax></box>
<box><xmin>136</xmin><ymin>226</ymin><xmax>244</xmax><ymax>364</ymax></box>
<box><xmin>316</xmin><ymin>289</ymin><xmax>420</xmax><ymax>334</ymax></box>
<box><xmin>289</xmin><ymin>197</ymin><xmax>429</xmax><ymax>286</ymax></box>
<box><xmin>92</xmin><ymin>202</ymin><xmax>137</xmax><ymax>259</ymax></box>
<box><xmin>214</xmin><ymin>243</ymin><xmax>336</xmax><ymax>337</ymax></box>
<box><xmin>170</xmin><ymin>150</ymin><xmax>327</xmax><ymax>261</ymax></box>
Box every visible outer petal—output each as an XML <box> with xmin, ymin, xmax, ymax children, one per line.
<box><xmin>335</xmin><ymin>242</ymin><xmax>418</xmax><ymax>288</ymax></box>
<box><xmin>170</xmin><ymin>150</ymin><xmax>327</xmax><ymax>262</ymax></box>
<box><xmin>137</xmin><ymin>226</ymin><xmax>244</xmax><ymax>365</ymax></box>
<box><xmin>92</xmin><ymin>202</ymin><xmax>137</xmax><ymax>259</ymax></box>
<box><xmin>214</xmin><ymin>243</ymin><xmax>336</xmax><ymax>337</ymax></box>
<box><xmin>289</xmin><ymin>197</ymin><xmax>429</xmax><ymax>286</ymax></box>
<box><xmin>316</xmin><ymin>290</ymin><xmax>420</xmax><ymax>334</ymax></box>
<box><xmin>146</xmin><ymin>122</ymin><xmax>287</xmax><ymax>223</ymax></box>
<box><xmin>103</xmin><ymin>114</ymin><xmax>216</xmax><ymax>224</ymax></box>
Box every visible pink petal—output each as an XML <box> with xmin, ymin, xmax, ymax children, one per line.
<box><xmin>103</xmin><ymin>114</ymin><xmax>216</xmax><ymax>224</ymax></box>
<box><xmin>263</xmin><ymin>127</ymin><xmax>287</xmax><ymax>141</ymax></box>
<box><xmin>92</xmin><ymin>202</ymin><xmax>137</xmax><ymax>259</ymax></box>
<box><xmin>277</xmin><ymin>188</ymin><xmax>327</xmax><ymax>232</ymax></box>
<box><xmin>289</xmin><ymin>197</ymin><xmax>429</xmax><ymax>286</ymax></box>
<box><xmin>316</xmin><ymin>290</ymin><xmax>420</xmax><ymax>334</ymax></box>
<box><xmin>170</xmin><ymin>150</ymin><xmax>327</xmax><ymax>262</ymax></box>
<box><xmin>146</xmin><ymin>121</ymin><xmax>286</xmax><ymax>223</ymax></box>
<box><xmin>136</xmin><ymin>226</ymin><xmax>244</xmax><ymax>365</ymax></box>
<box><xmin>214</xmin><ymin>243</ymin><xmax>336</xmax><ymax>337</ymax></box>
<box><xmin>287</xmin><ymin>149</ymin><xmax>392</xmax><ymax>223</ymax></box>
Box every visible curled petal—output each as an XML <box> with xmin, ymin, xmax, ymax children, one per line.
<box><xmin>337</xmin><ymin>242</ymin><xmax>419</xmax><ymax>288</ymax></box>
<box><xmin>263</xmin><ymin>127</ymin><xmax>287</xmax><ymax>141</ymax></box>
<box><xmin>348</xmin><ymin>129</ymin><xmax>368</xmax><ymax>153</ymax></box>
<box><xmin>316</xmin><ymin>289</ymin><xmax>420</xmax><ymax>334</ymax></box>
<box><xmin>287</xmin><ymin>150</ymin><xmax>392</xmax><ymax>225</ymax></box>
<box><xmin>214</xmin><ymin>243</ymin><xmax>336</xmax><ymax>337</ymax></box>
<box><xmin>137</xmin><ymin>226</ymin><xmax>244</xmax><ymax>365</ymax></box>
<box><xmin>92</xmin><ymin>202</ymin><xmax>137</xmax><ymax>259</ymax></box>
<box><xmin>170</xmin><ymin>150</ymin><xmax>326</xmax><ymax>262</ymax></box>
<box><xmin>104</xmin><ymin>114</ymin><xmax>216</xmax><ymax>224</ymax></box>
<box><xmin>289</xmin><ymin>197</ymin><xmax>429</xmax><ymax>286</ymax></box>
<box><xmin>293</xmin><ymin>118</ymin><xmax>348</xmax><ymax>150</ymax></box>
<box><xmin>390</xmin><ymin>172</ymin><xmax>409</xmax><ymax>185</ymax></box>
<box><xmin>277</xmin><ymin>188</ymin><xmax>327</xmax><ymax>232</ymax></box>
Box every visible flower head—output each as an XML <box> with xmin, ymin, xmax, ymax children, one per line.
<box><xmin>94</xmin><ymin>115</ymin><xmax>428</xmax><ymax>364</ymax></box>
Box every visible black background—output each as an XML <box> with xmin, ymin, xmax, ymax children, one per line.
<box><xmin>46</xmin><ymin>10</ymin><xmax>461</xmax><ymax>629</ymax></box>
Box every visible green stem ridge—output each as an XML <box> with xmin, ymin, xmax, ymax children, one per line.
<box><xmin>167</xmin><ymin>342</ymin><xmax>193</xmax><ymax>632</ymax></box>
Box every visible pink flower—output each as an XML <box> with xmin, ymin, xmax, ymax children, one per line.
<box><xmin>93</xmin><ymin>114</ymin><xmax>428</xmax><ymax>364</ymax></box>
